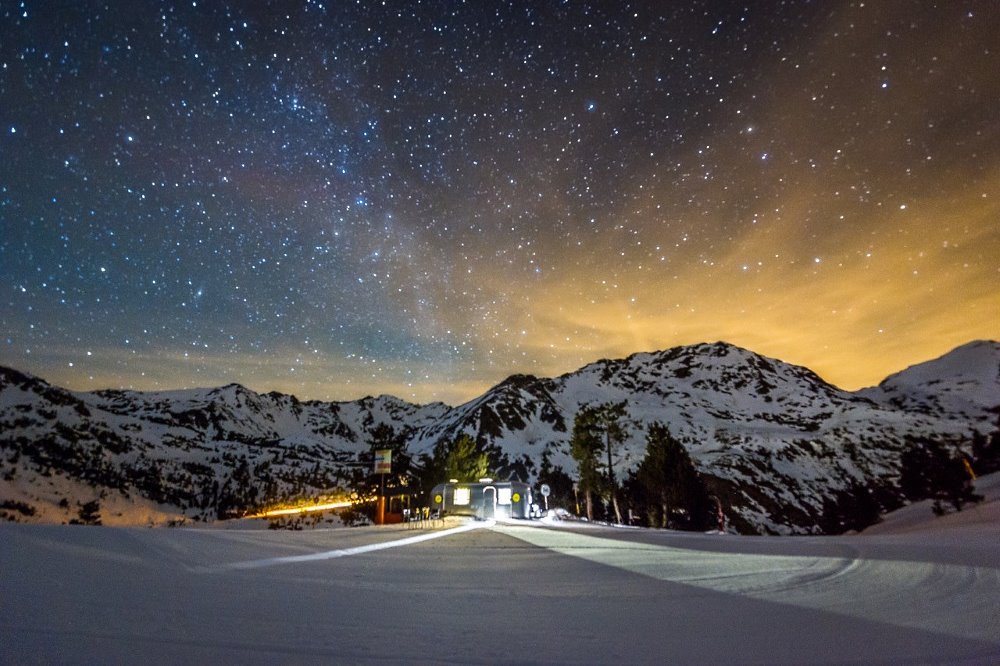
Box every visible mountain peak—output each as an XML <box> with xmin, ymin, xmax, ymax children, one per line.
<box><xmin>878</xmin><ymin>340</ymin><xmax>1000</xmax><ymax>387</ymax></box>
<box><xmin>496</xmin><ymin>373</ymin><xmax>542</xmax><ymax>390</ymax></box>
<box><xmin>862</xmin><ymin>340</ymin><xmax>1000</xmax><ymax>420</ymax></box>
<box><xmin>210</xmin><ymin>382</ymin><xmax>251</xmax><ymax>396</ymax></box>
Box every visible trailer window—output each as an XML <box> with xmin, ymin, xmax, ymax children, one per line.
<box><xmin>497</xmin><ymin>487</ymin><xmax>512</xmax><ymax>505</ymax></box>
<box><xmin>453</xmin><ymin>487</ymin><xmax>471</xmax><ymax>505</ymax></box>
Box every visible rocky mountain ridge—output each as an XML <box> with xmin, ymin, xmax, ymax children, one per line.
<box><xmin>2</xmin><ymin>340</ymin><xmax>998</xmax><ymax>533</ymax></box>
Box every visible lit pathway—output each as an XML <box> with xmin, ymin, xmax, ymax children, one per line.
<box><xmin>497</xmin><ymin>522</ymin><xmax>1000</xmax><ymax>650</ymax></box>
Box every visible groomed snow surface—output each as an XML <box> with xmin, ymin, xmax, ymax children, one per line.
<box><xmin>2</xmin><ymin>475</ymin><xmax>998</xmax><ymax>665</ymax></box>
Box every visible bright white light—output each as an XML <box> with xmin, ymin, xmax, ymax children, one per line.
<box><xmin>454</xmin><ymin>487</ymin><xmax>471</xmax><ymax>505</ymax></box>
<box><xmin>497</xmin><ymin>487</ymin><xmax>512</xmax><ymax>505</ymax></box>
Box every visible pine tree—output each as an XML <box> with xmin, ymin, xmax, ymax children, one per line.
<box><xmin>900</xmin><ymin>436</ymin><xmax>982</xmax><ymax>514</ymax></box>
<box><xmin>568</xmin><ymin>402</ymin><xmax>628</xmax><ymax>522</ymax></box>
<box><xmin>636</xmin><ymin>423</ymin><xmax>712</xmax><ymax>530</ymax></box>
<box><xmin>75</xmin><ymin>499</ymin><xmax>102</xmax><ymax>526</ymax></box>
<box><xmin>595</xmin><ymin>402</ymin><xmax>628</xmax><ymax>523</ymax></box>
<box><xmin>971</xmin><ymin>415</ymin><xmax>1000</xmax><ymax>475</ymax></box>
<box><xmin>440</xmin><ymin>434</ymin><xmax>490</xmax><ymax>482</ymax></box>
<box><xmin>937</xmin><ymin>452</ymin><xmax>982</xmax><ymax>512</ymax></box>
<box><xmin>445</xmin><ymin>433</ymin><xmax>486</xmax><ymax>481</ymax></box>
<box><xmin>818</xmin><ymin>481</ymin><xmax>883</xmax><ymax>534</ymax></box>
<box><xmin>899</xmin><ymin>440</ymin><xmax>939</xmax><ymax>501</ymax></box>
<box><xmin>569</xmin><ymin>407</ymin><xmax>604</xmax><ymax>520</ymax></box>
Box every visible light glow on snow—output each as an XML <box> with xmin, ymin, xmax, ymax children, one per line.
<box><xmin>209</xmin><ymin>520</ymin><xmax>492</xmax><ymax>571</ymax></box>
<box><xmin>251</xmin><ymin>500</ymin><xmax>353</xmax><ymax>518</ymax></box>
<box><xmin>498</xmin><ymin>524</ymin><xmax>1000</xmax><ymax>647</ymax></box>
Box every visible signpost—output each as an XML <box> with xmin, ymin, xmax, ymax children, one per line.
<box><xmin>374</xmin><ymin>449</ymin><xmax>392</xmax><ymax>474</ymax></box>
<box><xmin>374</xmin><ymin>449</ymin><xmax>392</xmax><ymax>524</ymax></box>
<box><xmin>540</xmin><ymin>483</ymin><xmax>550</xmax><ymax>512</ymax></box>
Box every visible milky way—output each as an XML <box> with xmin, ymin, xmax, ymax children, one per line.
<box><xmin>2</xmin><ymin>1</ymin><xmax>998</xmax><ymax>404</ymax></box>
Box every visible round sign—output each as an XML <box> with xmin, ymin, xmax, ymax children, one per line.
<box><xmin>540</xmin><ymin>483</ymin><xmax>551</xmax><ymax>497</ymax></box>
<box><xmin>433</xmin><ymin>494</ymin><xmax>443</xmax><ymax>504</ymax></box>
<box><xmin>512</xmin><ymin>492</ymin><xmax>521</xmax><ymax>503</ymax></box>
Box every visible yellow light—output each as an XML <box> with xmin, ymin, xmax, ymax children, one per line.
<box><xmin>252</xmin><ymin>500</ymin><xmax>353</xmax><ymax>518</ymax></box>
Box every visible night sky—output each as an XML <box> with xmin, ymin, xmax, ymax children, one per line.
<box><xmin>2</xmin><ymin>2</ymin><xmax>998</xmax><ymax>405</ymax></box>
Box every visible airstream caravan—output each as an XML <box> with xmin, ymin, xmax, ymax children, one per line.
<box><xmin>430</xmin><ymin>480</ymin><xmax>535</xmax><ymax>520</ymax></box>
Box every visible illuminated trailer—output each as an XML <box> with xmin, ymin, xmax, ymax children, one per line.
<box><xmin>430</xmin><ymin>480</ymin><xmax>535</xmax><ymax>520</ymax></box>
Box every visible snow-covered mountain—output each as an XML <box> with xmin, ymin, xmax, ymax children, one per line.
<box><xmin>0</xmin><ymin>366</ymin><xmax>447</xmax><ymax>525</ymax></box>
<box><xmin>410</xmin><ymin>342</ymin><xmax>998</xmax><ymax>532</ymax></box>
<box><xmin>858</xmin><ymin>340</ymin><xmax>1000</xmax><ymax>421</ymax></box>
<box><xmin>2</xmin><ymin>341</ymin><xmax>998</xmax><ymax>533</ymax></box>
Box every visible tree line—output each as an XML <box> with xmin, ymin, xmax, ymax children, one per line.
<box><xmin>349</xmin><ymin>401</ymin><xmax>717</xmax><ymax>530</ymax></box>
<box><xmin>401</xmin><ymin>405</ymin><xmax>999</xmax><ymax>534</ymax></box>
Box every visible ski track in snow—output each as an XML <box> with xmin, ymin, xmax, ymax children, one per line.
<box><xmin>498</xmin><ymin>523</ymin><xmax>1000</xmax><ymax>649</ymax></box>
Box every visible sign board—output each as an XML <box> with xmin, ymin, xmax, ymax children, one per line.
<box><xmin>540</xmin><ymin>483</ymin><xmax>551</xmax><ymax>497</ymax></box>
<box><xmin>374</xmin><ymin>449</ymin><xmax>392</xmax><ymax>474</ymax></box>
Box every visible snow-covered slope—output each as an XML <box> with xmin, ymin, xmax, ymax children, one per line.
<box><xmin>4</xmin><ymin>516</ymin><xmax>998</xmax><ymax>664</ymax></box>
<box><xmin>2</xmin><ymin>341</ymin><xmax>998</xmax><ymax>533</ymax></box>
<box><xmin>859</xmin><ymin>340</ymin><xmax>1000</xmax><ymax>420</ymax></box>
<box><xmin>861</xmin><ymin>471</ymin><xmax>1000</xmax><ymax>535</ymax></box>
